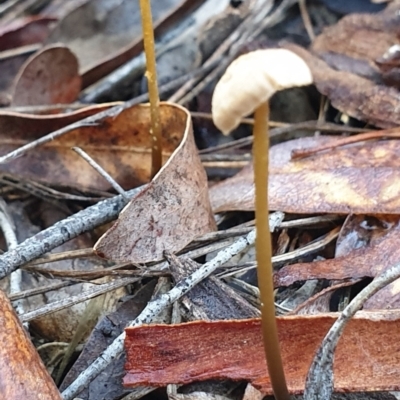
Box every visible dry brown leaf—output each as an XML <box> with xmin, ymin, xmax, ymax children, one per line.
<box><xmin>209</xmin><ymin>136</ymin><xmax>400</xmax><ymax>214</ymax></box>
<box><xmin>290</xmin><ymin>215</ymin><xmax>399</xmax><ymax>315</ymax></box>
<box><xmin>11</xmin><ymin>44</ymin><xmax>81</xmax><ymax>106</ymax></box>
<box><xmin>285</xmin><ymin>40</ymin><xmax>400</xmax><ymax>129</ymax></box>
<box><xmin>46</xmin><ymin>0</ymin><xmax>203</xmax><ymax>87</ymax></box>
<box><xmin>311</xmin><ymin>6</ymin><xmax>399</xmax><ymax>66</ymax></box>
<box><xmin>0</xmin><ymin>103</ymin><xmax>187</xmax><ymax>190</ymax></box>
<box><xmin>124</xmin><ymin>312</ymin><xmax>400</xmax><ymax>394</ymax></box>
<box><xmin>0</xmin><ymin>50</ymin><xmax>32</xmax><ymax>106</ymax></box>
<box><xmin>94</xmin><ymin>103</ymin><xmax>216</xmax><ymax>263</ymax></box>
<box><xmin>0</xmin><ymin>289</ymin><xmax>62</xmax><ymax>399</ymax></box>
<box><xmin>274</xmin><ymin>220</ymin><xmax>400</xmax><ymax>288</ymax></box>
<box><xmin>0</xmin><ymin>16</ymin><xmax>56</xmax><ymax>51</ymax></box>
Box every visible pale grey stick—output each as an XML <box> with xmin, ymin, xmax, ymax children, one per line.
<box><xmin>61</xmin><ymin>212</ymin><xmax>284</xmax><ymax>400</ymax></box>
<box><xmin>0</xmin><ymin>199</ymin><xmax>25</xmax><ymax>314</ymax></box>
<box><xmin>304</xmin><ymin>262</ymin><xmax>400</xmax><ymax>400</ymax></box>
<box><xmin>0</xmin><ymin>185</ymin><xmax>144</xmax><ymax>280</ymax></box>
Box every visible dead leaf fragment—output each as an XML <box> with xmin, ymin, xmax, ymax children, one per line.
<box><xmin>11</xmin><ymin>44</ymin><xmax>81</xmax><ymax>106</ymax></box>
<box><xmin>46</xmin><ymin>0</ymin><xmax>202</xmax><ymax>87</ymax></box>
<box><xmin>210</xmin><ymin>136</ymin><xmax>400</xmax><ymax>214</ymax></box>
<box><xmin>285</xmin><ymin>5</ymin><xmax>400</xmax><ymax>128</ymax></box>
<box><xmin>274</xmin><ymin>220</ymin><xmax>400</xmax><ymax>288</ymax></box>
<box><xmin>94</xmin><ymin>103</ymin><xmax>216</xmax><ymax>263</ymax></box>
<box><xmin>124</xmin><ymin>312</ymin><xmax>400</xmax><ymax>394</ymax></box>
<box><xmin>0</xmin><ymin>17</ymin><xmax>56</xmax><ymax>51</ymax></box>
<box><xmin>0</xmin><ymin>102</ymin><xmax>189</xmax><ymax>190</ymax></box>
<box><xmin>0</xmin><ymin>289</ymin><xmax>62</xmax><ymax>399</ymax></box>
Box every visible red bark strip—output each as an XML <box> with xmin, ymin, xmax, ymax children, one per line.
<box><xmin>124</xmin><ymin>312</ymin><xmax>400</xmax><ymax>394</ymax></box>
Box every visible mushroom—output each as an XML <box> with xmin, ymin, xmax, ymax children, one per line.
<box><xmin>212</xmin><ymin>48</ymin><xmax>312</xmax><ymax>400</ymax></box>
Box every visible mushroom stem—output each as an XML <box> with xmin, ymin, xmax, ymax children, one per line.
<box><xmin>139</xmin><ymin>0</ymin><xmax>162</xmax><ymax>178</ymax></box>
<box><xmin>253</xmin><ymin>102</ymin><xmax>290</xmax><ymax>400</ymax></box>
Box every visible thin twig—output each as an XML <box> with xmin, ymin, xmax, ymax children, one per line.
<box><xmin>291</xmin><ymin>127</ymin><xmax>400</xmax><ymax>160</ymax></box>
<box><xmin>21</xmin><ymin>277</ymin><xmax>138</xmax><ymax>323</ymax></box>
<box><xmin>72</xmin><ymin>147</ymin><xmax>129</xmax><ymax>200</ymax></box>
<box><xmin>0</xmin><ymin>199</ymin><xmax>25</xmax><ymax>314</ymax></box>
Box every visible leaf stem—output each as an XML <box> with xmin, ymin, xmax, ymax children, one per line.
<box><xmin>139</xmin><ymin>0</ymin><xmax>162</xmax><ymax>178</ymax></box>
<box><xmin>253</xmin><ymin>102</ymin><xmax>290</xmax><ymax>400</ymax></box>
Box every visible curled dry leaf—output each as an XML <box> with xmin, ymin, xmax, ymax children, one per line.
<box><xmin>210</xmin><ymin>136</ymin><xmax>400</xmax><ymax>214</ymax></box>
<box><xmin>11</xmin><ymin>44</ymin><xmax>81</xmax><ymax>106</ymax></box>
<box><xmin>0</xmin><ymin>102</ymin><xmax>189</xmax><ymax>190</ymax></box>
<box><xmin>94</xmin><ymin>103</ymin><xmax>216</xmax><ymax>263</ymax></box>
<box><xmin>124</xmin><ymin>312</ymin><xmax>400</xmax><ymax>394</ymax></box>
<box><xmin>0</xmin><ymin>289</ymin><xmax>62</xmax><ymax>399</ymax></box>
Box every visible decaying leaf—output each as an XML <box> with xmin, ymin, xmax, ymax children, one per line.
<box><xmin>0</xmin><ymin>103</ymin><xmax>187</xmax><ymax>190</ymax></box>
<box><xmin>0</xmin><ymin>16</ymin><xmax>56</xmax><ymax>51</ymax></box>
<box><xmin>0</xmin><ymin>289</ymin><xmax>62</xmax><ymax>399</ymax></box>
<box><xmin>124</xmin><ymin>312</ymin><xmax>400</xmax><ymax>394</ymax></box>
<box><xmin>94</xmin><ymin>103</ymin><xmax>216</xmax><ymax>263</ymax></box>
<box><xmin>210</xmin><ymin>136</ymin><xmax>400</xmax><ymax>214</ymax></box>
<box><xmin>46</xmin><ymin>0</ymin><xmax>202</xmax><ymax>87</ymax></box>
<box><xmin>285</xmin><ymin>31</ymin><xmax>400</xmax><ymax>128</ymax></box>
<box><xmin>274</xmin><ymin>218</ymin><xmax>400</xmax><ymax>288</ymax></box>
<box><xmin>11</xmin><ymin>44</ymin><xmax>81</xmax><ymax>106</ymax></box>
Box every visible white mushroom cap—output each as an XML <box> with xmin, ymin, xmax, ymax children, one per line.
<box><xmin>212</xmin><ymin>49</ymin><xmax>313</xmax><ymax>135</ymax></box>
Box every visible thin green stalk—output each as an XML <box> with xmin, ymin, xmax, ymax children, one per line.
<box><xmin>139</xmin><ymin>0</ymin><xmax>162</xmax><ymax>178</ymax></box>
<box><xmin>253</xmin><ymin>102</ymin><xmax>290</xmax><ymax>400</ymax></box>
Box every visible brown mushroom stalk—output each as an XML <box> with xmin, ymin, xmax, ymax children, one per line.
<box><xmin>212</xmin><ymin>49</ymin><xmax>312</xmax><ymax>400</ymax></box>
<box><xmin>139</xmin><ymin>0</ymin><xmax>162</xmax><ymax>178</ymax></box>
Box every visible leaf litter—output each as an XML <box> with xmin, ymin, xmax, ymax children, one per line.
<box><xmin>0</xmin><ymin>1</ymin><xmax>400</xmax><ymax>400</ymax></box>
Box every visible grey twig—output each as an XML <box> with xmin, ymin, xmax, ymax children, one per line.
<box><xmin>0</xmin><ymin>186</ymin><xmax>144</xmax><ymax>280</ymax></box>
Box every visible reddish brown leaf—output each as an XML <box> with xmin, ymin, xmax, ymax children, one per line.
<box><xmin>94</xmin><ymin>103</ymin><xmax>216</xmax><ymax>263</ymax></box>
<box><xmin>290</xmin><ymin>215</ymin><xmax>398</xmax><ymax>314</ymax></box>
<box><xmin>0</xmin><ymin>17</ymin><xmax>56</xmax><ymax>51</ymax></box>
<box><xmin>124</xmin><ymin>313</ymin><xmax>400</xmax><ymax>394</ymax></box>
<box><xmin>210</xmin><ymin>136</ymin><xmax>400</xmax><ymax>214</ymax></box>
<box><xmin>274</xmin><ymin>221</ymin><xmax>400</xmax><ymax>288</ymax></box>
<box><xmin>11</xmin><ymin>44</ymin><xmax>81</xmax><ymax>106</ymax></box>
<box><xmin>0</xmin><ymin>289</ymin><xmax>62</xmax><ymax>399</ymax></box>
